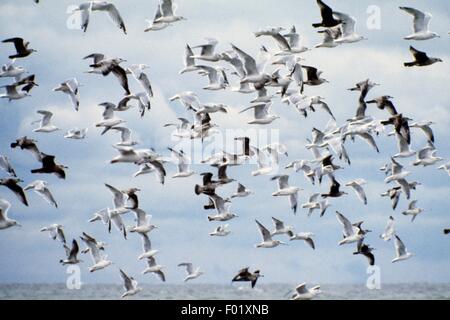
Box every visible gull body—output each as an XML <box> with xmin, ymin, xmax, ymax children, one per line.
<box><xmin>399</xmin><ymin>7</ymin><xmax>439</xmax><ymax>41</ymax></box>
<box><xmin>0</xmin><ymin>199</ymin><xmax>20</xmax><ymax>230</ymax></box>
<box><xmin>178</xmin><ymin>262</ymin><xmax>204</xmax><ymax>282</ymax></box>
<box><xmin>255</xmin><ymin>219</ymin><xmax>286</xmax><ymax>248</ymax></box>
<box><xmin>291</xmin><ymin>283</ymin><xmax>321</xmax><ymax>300</ymax></box>
<box><xmin>392</xmin><ymin>235</ymin><xmax>413</xmax><ymax>263</ymax></box>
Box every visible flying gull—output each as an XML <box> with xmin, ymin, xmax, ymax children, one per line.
<box><xmin>232</xmin><ymin>268</ymin><xmax>263</xmax><ymax>288</ymax></box>
<box><xmin>24</xmin><ymin>180</ymin><xmax>58</xmax><ymax>208</ymax></box>
<box><xmin>0</xmin><ymin>199</ymin><xmax>21</xmax><ymax>230</ymax></box>
<box><xmin>2</xmin><ymin>37</ymin><xmax>36</xmax><ymax>59</ymax></box>
<box><xmin>178</xmin><ymin>262</ymin><xmax>204</xmax><ymax>282</ymax></box>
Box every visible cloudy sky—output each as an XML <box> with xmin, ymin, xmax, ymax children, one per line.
<box><xmin>0</xmin><ymin>0</ymin><xmax>449</xmax><ymax>287</ymax></box>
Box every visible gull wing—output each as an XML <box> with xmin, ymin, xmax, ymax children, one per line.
<box><xmin>255</xmin><ymin>219</ymin><xmax>271</xmax><ymax>242</ymax></box>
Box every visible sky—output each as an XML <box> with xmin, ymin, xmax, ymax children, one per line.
<box><xmin>0</xmin><ymin>0</ymin><xmax>449</xmax><ymax>287</ymax></box>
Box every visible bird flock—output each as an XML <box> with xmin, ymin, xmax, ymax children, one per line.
<box><xmin>0</xmin><ymin>0</ymin><xmax>449</xmax><ymax>300</ymax></box>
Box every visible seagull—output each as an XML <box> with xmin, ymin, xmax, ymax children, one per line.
<box><xmin>231</xmin><ymin>183</ymin><xmax>252</xmax><ymax>198</ymax></box>
<box><xmin>345</xmin><ymin>179</ymin><xmax>368</xmax><ymax>205</ymax></box>
<box><xmin>31</xmin><ymin>153</ymin><xmax>67</xmax><ymax>179</ymax></box>
<box><xmin>168</xmin><ymin>148</ymin><xmax>194</xmax><ymax>178</ymax></box>
<box><xmin>410</xmin><ymin>121</ymin><xmax>434</xmax><ymax>143</ymax></box>
<box><xmin>255</xmin><ymin>219</ymin><xmax>287</xmax><ymax>248</ymax></box>
<box><xmin>0</xmin><ymin>155</ymin><xmax>17</xmax><ymax>177</ymax></box>
<box><xmin>392</xmin><ymin>235</ymin><xmax>413</xmax><ymax>263</ymax></box>
<box><xmin>96</xmin><ymin>102</ymin><xmax>126</xmax><ymax>135</ymax></box>
<box><xmin>169</xmin><ymin>91</ymin><xmax>201</xmax><ymax>110</ymax></box>
<box><xmin>255</xmin><ymin>31</ymin><xmax>293</xmax><ymax>56</ymax></box>
<box><xmin>315</xmin><ymin>27</ymin><xmax>341</xmax><ymax>48</ymax></box>
<box><xmin>24</xmin><ymin>180</ymin><xmax>58</xmax><ymax>208</ymax></box>
<box><xmin>399</xmin><ymin>7</ymin><xmax>439</xmax><ymax>40</ymax></box>
<box><xmin>283</xmin><ymin>25</ymin><xmax>309</xmax><ymax>54</ymax></box>
<box><xmin>123</xmin><ymin>188</ymin><xmax>140</xmax><ymax>209</ymax></box>
<box><xmin>0</xmin><ymin>178</ymin><xmax>28</xmax><ymax>206</ymax></box>
<box><xmin>438</xmin><ymin>162</ymin><xmax>450</xmax><ymax>176</ymax></box>
<box><xmin>0</xmin><ymin>59</ymin><xmax>27</xmax><ymax>80</ymax></box>
<box><xmin>287</xmin><ymin>231</ymin><xmax>315</xmax><ymax>249</ymax></box>
<box><xmin>40</xmin><ymin>224</ymin><xmax>66</xmax><ymax>244</ymax></box>
<box><xmin>381</xmin><ymin>187</ymin><xmax>402</xmax><ymax>210</ymax></box>
<box><xmin>80</xmin><ymin>232</ymin><xmax>113</xmax><ymax>272</ymax></box>
<box><xmin>80</xmin><ymin>232</ymin><xmax>106</xmax><ymax>254</ymax></box>
<box><xmin>0</xmin><ymin>199</ymin><xmax>20</xmax><ymax>230</ymax></box>
<box><xmin>10</xmin><ymin>136</ymin><xmax>42</xmax><ymax>161</ymax></box>
<box><xmin>290</xmin><ymin>283</ymin><xmax>321</xmax><ymax>300</ymax></box>
<box><xmin>111</xmin><ymin>127</ymin><xmax>138</xmax><ymax>147</ymax></box>
<box><xmin>348</xmin><ymin>79</ymin><xmax>379</xmax><ymax>99</ymax></box>
<box><xmin>301</xmin><ymin>193</ymin><xmax>321</xmax><ymax>217</ymax></box>
<box><xmin>207</xmin><ymin>194</ymin><xmax>238</xmax><ymax>222</ymax></box>
<box><xmin>254</xmin><ymin>26</ymin><xmax>285</xmax><ymax>37</ymax></box>
<box><xmin>60</xmin><ymin>240</ymin><xmax>82</xmax><ymax>265</ymax></box>
<box><xmin>53</xmin><ymin>78</ymin><xmax>80</xmax><ymax>111</ymax></box>
<box><xmin>104</xmin><ymin>183</ymin><xmax>129</xmax><ymax>238</ymax></box>
<box><xmin>322</xmin><ymin>176</ymin><xmax>348</xmax><ymax>199</ymax></box>
<box><xmin>384</xmin><ymin>157</ymin><xmax>410</xmax><ymax>183</ymax></box>
<box><xmin>333</xmin><ymin>12</ymin><xmax>366</xmax><ymax>43</ymax></box>
<box><xmin>271</xmin><ymin>217</ymin><xmax>293</xmax><ymax>236</ymax></box>
<box><xmin>32</xmin><ymin>110</ymin><xmax>60</xmax><ymax>133</ymax></box>
<box><xmin>217</xmin><ymin>165</ymin><xmax>235</xmax><ymax>185</ymax></box>
<box><xmin>127</xmin><ymin>64</ymin><xmax>153</xmax><ymax>97</ymax></box>
<box><xmin>64</xmin><ymin>128</ymin><xmax>88</xmax><ymax>140</ymax></box>
<box><xmin>336</xmin><ymin>211</ymin><xmax>365</xmax><ymax>245</ymax></box>
<box><xmin>178</xmin><ymin>262</ymin><xmax>204</xmax><ymax>282</ymax></box>
<box><xmin>285</xmin><ymin>160</ymin><xmax>316</xmax><ymax>185</ymax></box>
<box><xmin>154</xmin><ymin>0</ymin><xmax>185</xmax><ymax>24</ymax></box>
<box><xmin>144</xmin><ymin>2</ymin><xmax>171</xmax><ymax>31</ymax></box>
<box><xmin>119</xmin><ymin>269</ymin><xmax>142</xmax><ymax>299</ymax></box>
<box><xmin>263</xmin><ymin>143</ymin><xmax>288</xmax><ymax>168</ymax></box>
<box><xmin>2</xmin><ymin>38</ymin><xmax>36</xmax><ymax>59</ymax></box>
<box><xmin>209</xmin><ymin>224</ymin><xmax>231</xmax><ymax>237</ymax></box>
<box><xmin>196</xmin><ymin>103</ymin><xmax>228</xmax><ymax>115</ymax></box>
<box><xmin>0</xmin><ymin>84</ymin><xmax>30</xmax><ymax>101</ymax></box>
<box><xmin>197</xmin><ymin>65</ymin><xmax>228</xmax><ymax>90</ymax></box>
<box><xmin>404</xmin><ymin>46</ymin><xmax>442</xmax><ymax>67</ymax></box>
<box><xmin>393</xmin><ymin>133</ymin><xmax>416</xmax><ymax>159</ymax></box>
<box><xmin>305</xmin><ymin>96</ymin><xmax>336</xmax><ymax>120</ymax></box>
<box><xmin>353</xmin><ymin>243</ymin><xmax>375</xmax><ymax>266</ymax></box>
<box><xmin>142</xmin><ymin>256</ymin><xmax>166</xmax><ymax>282</ymax></box>
<box><xmin>13</xmin><ymin>74</ymin><xmax>38</xmax><ymax>93</ymax></box>
<box><xmin>240</xmin><ymin>103</ymin><xmax>279</xmax><ymax>125</ymax></box>
<box><xmin>402</xmin><ymin>200</ymin><xmax>424</xmax><ymax>222</ymax></box>
<box><xmin>413</xmin><ymin>145</ymin><xmax>442</xmax><ymax>167</ymax></box>
<box><xmin>164</xmin><ymin>117</ymin><xmax>191</xmax><ymax>138</ymax></box>
<box><xmin>128</xmin><ymin>208</ymin><xmax>157</xmax><ymax>234</ymax></box>
<box><xmin>302</xmin><ymin>66</ymin><xmax>328</xmax><ymax>86</ymax></box>
<box><xmin>132</xmin><ymin>160</ymin><xmax>166</xmax><ymax>185</ymax></box>
<box><xmin>191</xmin><ymin>38</ymin><xmax>221</xmax><ymax>62</ymax></box>
<box><xmin>85</xmin><ymin>55</ymin><xmax>130</xmax><ymax>95</ymax></box>
<box><xmin>312</xmin><ymin>0</ymin><xmax>341</xmax><ymax>28</ymax></box>
<box><xmin>230</xmin><ymin>44</ymin><xmax>271</xmax><ymax>85</ymax></box>
<box><xmin>195</xmin><ymin>172</ymin><xmax>219</xmax><ymax>196</ymax></box>
<box><xmin>74</xmin><ymin>1</ymin><xmax>126</xmax><ymax>34</ymax></box>
<box><xmin>232</xmin><ymin>268</ymin><xmax>263</xmax><ymax>288</ymax></box>
<box><xmin>271</xmin><ymin>175</ymin><xmax>300</xmax><ymax>214</ymax></box>
<box><xmin>380</xmin><ymin>216</ymin><xmax>395</xmax><ymax>241</ymax></box>
<box><xmin>250</xmin><ymin>147</ymin><xmax>274</xmax><ymax>176</ymax></box>
<box><xmin>138</xmin><ymin>233</ymin><xmax>158</xmax><ymax>260</ymax></box>
<box><xmin>179</xmin><ymin>44</ymin><xmax>198</xmax><ymax>74</ymax></box>
<box><xmin>366</xmin><ymin>95</ymin><xmax>398</xmax><ymax>116</ymax></box>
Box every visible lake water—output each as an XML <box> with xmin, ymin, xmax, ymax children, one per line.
<box><xmin>0</xmin><ymin>283</ymin><xmax>449</xmax><ymax>300</ymax></box>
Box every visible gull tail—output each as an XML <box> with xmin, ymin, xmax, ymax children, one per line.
<box><xmin>195</xmin><ymin>184</ymin><xmax>202</xmax><ymax>195</ymax></box>
<box><xmin>404</xmin><ymin>62</ymin><xmax>415</xmax><ymax>67</ymax></box>
<box><xmin>312</xmin><ymin>23</ymin><xmax>323</xmax><ymax>28</ymax></box>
